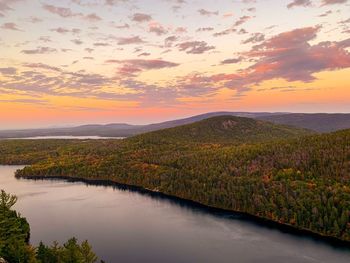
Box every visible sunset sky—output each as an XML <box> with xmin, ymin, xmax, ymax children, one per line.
<box><xmin>0</xmin><ymin>0</ymin><xmax>350</xmax><ymax>128</ymax></box>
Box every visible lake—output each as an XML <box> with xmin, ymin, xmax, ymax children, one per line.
<box><xmin>1</xmin><ymin>165</ymin><xmax>349</xmax><ymax>263</ymax></box>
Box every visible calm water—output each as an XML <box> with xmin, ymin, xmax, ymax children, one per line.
<box><xmin>1</xmin><ymin>165</ymin><xmax>349</xmax><ymax>263</ymax></box>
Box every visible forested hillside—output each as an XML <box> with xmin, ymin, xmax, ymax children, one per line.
<box><xmin>130</xmin><ymin>116</ymin><xmax>313</xmax><ymax>144</ymax></box>
<box><xmin>0</xmin><ymin>116</ymin><xmax>349</xmax><ymax>242</ymax></box>
<box><xmin>0</xmin><ymin>112</ymin><xmax>281</xmax><ymax>139</ymax></box>
<box><xmin>2</xmin><ymin>112</ymin><xmax>350</xmax><ymax>139</ymax></box>
<box><xmin>258</xmin><ymin>113</ymin><xmax>350</xmax><ymax>133</ymax></box>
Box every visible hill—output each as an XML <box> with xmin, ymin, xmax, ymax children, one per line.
<box><xmin>132</xmin><ymin>111</ymin><xmax>285</xmax><ymax>134</ymax></box>
<box><xmin>0</xmin><ymin>118</ymin><xmax>349</xmax><ymax>242</ymax></box>
<box><xmin>5</xmin><ymin>128</ymin><xmax>350</xmax><ymax>242</ymax></box>
<box><xmin>130</xmin><ymin>115</ymin><xmax>313</xmax><ymax>144</ymax></box>
<box><xmin>1</xmin><ymin>112</ymin><xmax>350</xmax><ymax>138</ymax></box>
<box><xmin>0</xmin><ymin>112</ymin><xmax>284</xmax><ymax>139</ymax></box>
<box><xmin>258</xmin><ymin>113</ymin><xmax>350</xmax><ymax>133</ymax></box>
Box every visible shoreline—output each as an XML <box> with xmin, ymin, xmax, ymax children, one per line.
<box><xmin>16</xmin><ymin>173</ymin><xmax>350</xmax><ymax>248</ymax></box>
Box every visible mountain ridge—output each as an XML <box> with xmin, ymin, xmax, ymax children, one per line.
<box><xmin>129</xmin><ymin>115</ymin><xmax>314</xmax><ymax>144</ymax></box>
<box><xmin>1</xmin><ymin>112</ymin><xmax>350</xmax><ymax>138</ymax></box>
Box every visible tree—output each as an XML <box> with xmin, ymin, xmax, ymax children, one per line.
<box><xmin>62</xmin><ymin>237</ymin><xmax>83</xmax><ymax>263</ymax></box>
<box><xmin>80</xmin><ymin>240</ymin><xmax>98</xmax><ymax>263</ymax></box>
<box><xmin>0</xmin><ymin>190</ymin><xmax>17</xmax><ymax>212</ymax></box>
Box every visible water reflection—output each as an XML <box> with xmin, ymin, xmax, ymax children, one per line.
<box><xmin>1</xmin><ymin>165</ymin><xmax>349</xmax><ymax>263</ymax></box>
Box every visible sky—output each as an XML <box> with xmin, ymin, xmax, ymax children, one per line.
<box><xmin>0</xmin><ymin>0</ymin><xmax>350</xmax><ymax>128</ymax></box>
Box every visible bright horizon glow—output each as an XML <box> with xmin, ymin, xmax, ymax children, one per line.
<box><xmin>0</xmin><ymin>0</ymin><xmax>350</xmax><ymax>129</ymax></box>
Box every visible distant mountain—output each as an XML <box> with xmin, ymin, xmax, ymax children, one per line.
<box><xmin>1</xmin><ymin>112</ymin><xmax>350</xmax><ymax>138</ymax></box>
<box><xmin>257</xmin><ymin>113</ymin><xmax>350</xmax><ymax>133</ymax></box>
<box><xmin>0</xmin><ymin>123</ymin><xmax>142</xmax><ymax>138</ymax></box>
<box><xmin>0</xmin><ymin>112</ymin><xmax>285</xmax><ymax>139</ymax></box>
<box><xmin>130</xmin><ymin>115</ymin><xmax>313</xmax><ymax>144</ymax></box>
<box><xmin>134</xmin><ymin>111</ymin><xmax>285</xmax><ymax>133</ymax></box>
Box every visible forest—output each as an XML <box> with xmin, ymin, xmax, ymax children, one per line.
<box><xmin>0</xmin><ymin>190</ymin><xmax>99</xmax><ymax>263</ymax></box>
<box><xmin>0</xmin><ymin>116</ymin><xmax>349</xmax><ymax>243</ymax></box>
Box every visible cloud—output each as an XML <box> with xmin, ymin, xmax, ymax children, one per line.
<box><xmin>42</xmin><ymin>4</ymin><xmax>78</xmax><ymax>18</ymax></box>
<box><xmin>213</xmin><ymin>28</ymin><xmax>236</xmax><ymax>37</ymax></box>
<box><xmin>104</xmin><ymin>0</ymin><xmax>130</xmax><ymax>5</ymax></box>
<box><xmin>0</xmin><ymin>63</ymin><xmax>184</xmax><ymax>105</ymax></box>
<box><xmin>0</xmin><ymin>98</ymin><xmax>49</xmax><ymax>105</ymax></box>
<box><xmin>93</xmin><ymin>42</ymin><xmax>110</xmax><ymax>47</ymax></box>
<box><xmin>1</xmin><ymin>22</ymin><xmax>21</xmax><ymax>31</ymax></box>
<box><xmin>223</xmin><ymin>12</ymin><xmax>234</xmax><ymax>18</ymax></box>
<box><xmin>0</xmin><ymin>67</ymin><xmax>17</xmax><ymax>75</ymax></box>
<box><xmin>21</xmin><ymin>46</ymin><xmax>57</xmax><ymax>54</ymax></box>
<box><xmin>85</xmin><ymin>48</ymin><xmax>94</xmax><ymax>53</ymax></box>
<box><xmin>321</xmin><ymin>0</ymin><xmax>348</xmax><ymax>5</ymax></box>
<box><xmin>138</xmin><ymin>52</ymin><xmax>150</xmax><ymax>57</ymax></box>
<box><xmin>174</xmin><ymin>26</ymin><xmax>350</xmax><ymax>99</ymax></box>
<box><xmin>112</xmin><ymin>23</ymin><xmax>130</xmax><ymax>29</ymax></box>
<box><xmin>287</xmin><ymin>0</ymin><xmax>312</xmax><ymax>8</ymax></box>
<box><xmin>39</xmin><ymin>36</ymin><xmax>51</xmax><ymax>42</ymax></box>
<box><xmin>117</xmin><ymin>36</ymin><xmax>145</xmax><ymax>45</ymax></box>
<box><xmin>148</xmin><ymin>22</ymin><xmax>168</xmax><ymax>35</ymax></box>
<box><xmin>319</xmin><ymin>10</ymin><xmax>332</xmax><ymax>17</ymax></box>
<box><xmin>0</xmin><ymin>0</ymin><xmax>23</xmax><ymax>17</ymax></box>
<box><xmin>71</xmin><ymin>39</ymin><xmax>83</xmax><ymax>45</ymax></box>
<box><xmin>27</xmin><ymin>16</ymin><xmax>42</xmax><ymax>23</ymax></box>
<box><xmin>242</xmin><ymin>33</ymin><xmax>265</xmax><ymax>44</ymax></box>
<box><xmin>42</xmin><ymin>4</ymin><xmax>101</xmax><ymax>22</ymax></box>
<box><xmin>164</xmin><ymin>35</ymin><xmax>178</xmax><ymax>47</ymax></box>
<box><xmin>131</xmin><ymin>13</ymin><xmax>152</xmax><ymax>22</ymax></box>
<box><xmin>198</xmin><ymin>9</ymin><xmax>218</xmax><ymax>16</ymax></box>
<box><xmin>177</xmin><ymin>41</ymin><xmax>215</xmax><ymax>54</ymax></box>
<box><xmin>50</xmin><ymin>27</ymin><xmax>69</xmax><ymax>34</ymax></box>
<box><xmin>106</xmin><ymin>59</ymin><xmax>180</xmax><ymax>76</ymax></box>
<box><xmin>118</xmin><ymin>59</ymin><xmax>179</xmax><ymax>69</ymax></box>
<box><xmin>1</xmin><ymin>1</ymin><xmax>349</xmax><ymax>108</ymax></box>
<box><xmin>221</xmin><ymin>58</ymin><xmax>242</xmax><ymax>64</ymax></box>
<box><xmin>23</xmin><ymin>63</ymin><xmax>62</xmax><ymax>72</ymax></box>
<box><xmin>51</xmin><ymin>27</ymin><xmax>81</xmax><ymax>34</ymax></box>
<box><xmin>175</xmin><ymin>27</ymin><xmax>187</xmax><ymax>34</ymax></box>
<box><xmin>196</xmin><ymin>27</ymin><xmax>214</xmax><ymax>32</ymax></box>
<box><xmin>4</xmin><ymin>22</ymin><xmax>348</xmax><ymax>108</ymax></box>
<box><xmin>237</xmin><ymin>26</ymin><xmax>350</xmax><ymax>83</ymax></box>
<box><xmin>85</xmin><ymin>13</ymin><xmax>102</xmax><ymax>21</ymax></box>
<box><xmin>257</xmin><ymin>86</ymin><xmax>317</xmax><ymax>93</ymax></box>
<box><xmin>234</xmin><ymin>16</ymin><xmax>253</xmax><ymax>27</ymax></box>
<box><xmin>213</xmin><ymin>16</ymin><xmax>253</xmax><ymax>37</ymax></box>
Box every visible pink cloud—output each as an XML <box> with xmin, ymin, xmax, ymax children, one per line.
<box><xmin>198</xmin><ymin>9</ymin><xmax>218</xmax><ymax>16</ymax></box>
<box><xmin>177</xmin><ymin>41</ymin><xmax>215</xmax><ymax>54</ymax></box>
<box><xmin>180</xmin><ymin>26</ymin><xmax>350</xmax><ymax>98</ymax></box>
<box><xmin>106</xmin><ymin>59</ymin><xmax>180</xmax><ymax>77</ymax></box>
<box><xmin>1</xmin><ymin>22</ymin><xmax>21</xmax><ymax>31</ymax></box>
<box><xmin>148</xmin><ymin>21</ymin><xmax>168</xmax><ymax>36</ymax></box>
<box><xmin>287</xmin><ymin>0</ymin><xmax>312</xmax><ymax>8</ymax></box>
<box><xmin>131</xmin><ymin>13</ymin><xmax>152</xmax><ymax>22</ymax></box>
<box><xmin>0</xmin><ymin>0</ymin><xmax>23</xmax><ymax>17</ymax></box>
<box><xmin>117</xmin><ymin>36</ymin><xmax>145</xmax><ymax>45</ymax></box>
<box><xmin>321</xmin><ymin>0</ymin><xmax>348</xmax><ymax>5</ymax></box>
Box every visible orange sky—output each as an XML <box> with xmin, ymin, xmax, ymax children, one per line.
<box><xmin>0</xmin><ymin>0</ymin><xmax>349</xmax><ymax>128</ymax></box>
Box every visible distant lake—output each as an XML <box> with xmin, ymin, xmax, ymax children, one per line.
<box><xmin>2</xmin><ymin>136</ymin><xmax>125</xmax><ymax>140</ymax></box>
<box><xmin>1</xmin><ymin>165</ymin><xmax>350</xmax><ymax>263</ymax></box>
